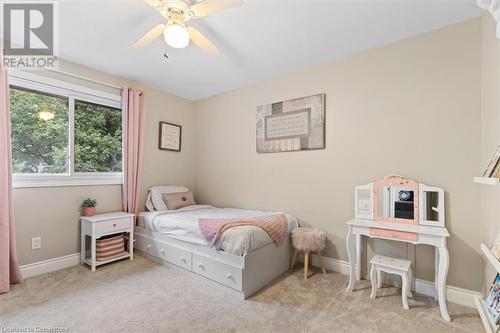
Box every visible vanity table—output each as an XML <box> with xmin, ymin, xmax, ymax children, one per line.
<box><xmin>346</xmin><ymin>175</ymin><xmax>451</xmax><ymax>322</ymax></box>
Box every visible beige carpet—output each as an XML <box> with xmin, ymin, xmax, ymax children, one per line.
<box><xmin>0</xmin><ymin>254</ymin><xmax>482</xmax><ymax>333</ymax></box>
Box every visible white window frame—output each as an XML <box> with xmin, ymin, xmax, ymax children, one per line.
<box><xmin>9</xmin><ymin>70</ymin><xmax>123</xmax><ymax>188</ymax></box>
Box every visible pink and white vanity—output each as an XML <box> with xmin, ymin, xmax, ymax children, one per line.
<box><xmin>346</xmin><ymin>175</ymin><xmax>451</xmax><ymax>321</ymax></box>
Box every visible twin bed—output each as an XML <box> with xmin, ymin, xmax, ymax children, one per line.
<box><xmin>134</xmin><ymin>186</ymin><xmax>298</xmax><ymax>299</ymax></box>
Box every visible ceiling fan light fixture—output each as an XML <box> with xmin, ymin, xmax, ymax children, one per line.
<box><xmin>164</xmin><ymin>22</ymin><xmax>190</xmax><ymax>49</ymax></box>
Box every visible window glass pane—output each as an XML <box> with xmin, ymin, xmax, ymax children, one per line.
<box><xmin>74</xmin><ymin>100</ymin><xmax>122</xmax><ymax>173</ymax></box>
<box><xmin>10</xmin><ymin>86</ymin><xmax>69</xmax><ymax>174</ymax></box>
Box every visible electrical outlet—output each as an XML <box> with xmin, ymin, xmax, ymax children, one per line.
<box><xmin>32</xmin><ymin>237</ymin><xmax>41</xmax><ymax>250</ymax></box>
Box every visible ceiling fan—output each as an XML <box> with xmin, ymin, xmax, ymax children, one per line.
<box><xmin>134</xmin><ymin>0</ymin><xmax>244</xmax><ymax>55</ymax></box>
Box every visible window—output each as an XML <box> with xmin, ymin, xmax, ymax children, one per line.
<box><xmin>74</xmin><ymin>100</ymin><xmax>122</xmax><ymax>173</ymax></box>
<box><xmin>10</xmin><ymin>87</ymin><xmax>69</xmax><ymax>174</ymax></box>
<box><xmin>10</xmin><ymin>71</ymin><xmax>123</xmax><ymax>188</ymax></box>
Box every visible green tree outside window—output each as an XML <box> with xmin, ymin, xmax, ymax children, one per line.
<box><xmin>10</xmin><ymin>87</ymin><xmax>122</xmax><ymax>174</ymax></box>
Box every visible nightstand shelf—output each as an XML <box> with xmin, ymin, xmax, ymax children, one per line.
<box><xmin>80</xmin><ymin>212</ymin><xmax>135</xmax><ymax>272</ymax></box>
<box><xmin>83</xmin><ymin>252</ymin><xmax>131</xmax><ymax>267</ymax></box>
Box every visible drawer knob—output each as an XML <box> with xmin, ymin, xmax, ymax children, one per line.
<box><xmin>180</xmin><ymin>257</ymin><xmax>186</xmax><ymax>262</ymax></box>
<box><xmin>160</xmin><ymin>249</ymin><xmax>166</xmax><ymax>255</ymax></box>
<box><xmin>147</xmin><ymin>244</ymin><xmax>152</xmax><ymax>249</ymax></box>
<box><xmin>113</xmin><ymin>223</ymin><xmax>116</xmax><ymax>227</ymax></box>
<box><xmin>198</xmin><ymin>263</ymin><xmax>205</xmax><ymax>270</ymax></box>
<box><xmin>226</xmin><ymin>273</ymin><xmax>233</xmax><ymax>280</ymax></box>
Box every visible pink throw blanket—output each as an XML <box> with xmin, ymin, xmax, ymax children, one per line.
<box><xmin>198</xmin><ymin>214</ymin><xmax>288</xmax><ymax>247</ymax></box>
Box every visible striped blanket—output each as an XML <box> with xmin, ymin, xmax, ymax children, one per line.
<box><xmin>198</xmin><ymin>214</ymin><xmax>288</xmax><ymax>247</ymax></box>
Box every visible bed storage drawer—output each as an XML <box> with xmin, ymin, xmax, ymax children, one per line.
<box><xmin>192</xmin><ymin>253</ymin><xmax>243</xmax><ymax>291</ymax></box>
<box><xmin>135</xmin><ymin>235</ymin><xmax>160</xmax><ymax>258</ymax></box>
<box><xmin>134</xmin><ymin>234</ymin><xmax>191</xmax><ymax>271</ymax></box>
<box><xmin>156</xmin><ymin>242</ymin><xmax>191</xmax><ymax>271</ymax></box>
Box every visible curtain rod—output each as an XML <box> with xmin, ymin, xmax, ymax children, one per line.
<box><xmin>46</xmin><ymin>68</ymin><xmax>123</xmax><ymax>91</ymax></box>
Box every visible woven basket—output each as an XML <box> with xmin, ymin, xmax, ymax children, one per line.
<box><xmin>96</xmin><ymin>234</ymin><xmax>126</xmax><ymax>261</ymax></box>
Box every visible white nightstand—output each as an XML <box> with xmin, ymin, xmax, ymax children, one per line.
<box><xmin>80</xmin><ymin>212</ymin><xmax>135</xmax><ymax>272</ymax></box>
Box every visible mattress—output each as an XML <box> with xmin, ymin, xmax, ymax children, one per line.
<box><xmin>137</xmin><ymin>213</ymin><xmax>147</xmax><ymax>228</ymax></box>
<box><xmin>139</xmin><ymin>205</ymin><xmax>298</xmax><ymax>256</ymax></box>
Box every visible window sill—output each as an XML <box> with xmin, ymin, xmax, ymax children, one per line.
<box><xmin>13</xmin><ymin>174</ymin><xmax>123</xmax><ymax>189</ymax></box>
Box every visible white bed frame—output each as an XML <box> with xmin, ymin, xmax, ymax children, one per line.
<box><xmin>134</xmin><ymin>226</ymin><xmax>291</xmax><ymax>299</ymax></box>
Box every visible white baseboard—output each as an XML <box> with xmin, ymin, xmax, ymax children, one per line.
<box><xmin>308</xmin><ymin>253</ymin><xmax>350</xmax><ymax>275</ymax></box>
<box><xmin>304</xmin><ymin>255</ymin><xmax>480</xmax><ymax>308</ymax></box>
<box><xmin>414</xmin><ymin>278</ymin><xmax>480</xmax><ymax>308</ymax></box>
<box><xmin>20</xmin><ymin>253</ymin><xmax>80</xmax><ymax>279</ymax></box>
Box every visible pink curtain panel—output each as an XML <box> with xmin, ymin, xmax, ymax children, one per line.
<box><xmin>122</xmin><ymin>87</ymin><xmax>146</xmax><ymax>216</ymax></box>
<box><xmin>0</xmin><ymin>51</ymin><xmax>23</xmax><ymax>294</ymax></box>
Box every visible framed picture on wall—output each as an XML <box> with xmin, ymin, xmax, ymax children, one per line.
<box><xmin>256</xmin><ymin>93</ymin><xmax>325</xmax><ymax>153</ymax></box>
<box><xmin>159</xmin><ymin>121</ymin><xmax>181</xmax><ymax>152</ymax></box>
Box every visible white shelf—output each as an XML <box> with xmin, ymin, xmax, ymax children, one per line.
<box><xmin>475</xmin><ymin>296</ymin><xmax>496</xmax><ymax>333</ymax></box>
<box><xmin>481</xmin><ymin>243</ymin><xmax>500</xmax><ymax>273</ymax></box>
<box><xmin>474</xmin><ymin>177</ymin><xmax>500</xmax><ymax>185</ymax></box>
<box><xmin>478</xmin><ymin>244</ymin><xmax>500</xmax><ymax>332</ymax></box>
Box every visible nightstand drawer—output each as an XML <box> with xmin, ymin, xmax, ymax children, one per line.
<box><xmin>95</xmin><ymin>217</ymin><xmax>131</xmax><ymax>235</ymax></box>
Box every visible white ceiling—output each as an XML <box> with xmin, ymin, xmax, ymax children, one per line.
<box><xmin>57</xmin><ymin>0</ymin><xmax>482</xmax><ymax>101</ymax></box>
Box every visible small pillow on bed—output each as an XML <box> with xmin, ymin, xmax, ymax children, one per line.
<box><xmin>162</xmin><ymin>191</ymin><xmax>196</xmax><ymax>210</ymax></box>
<box><xmin>147</xmin><ymin>185</ymin><xmax>189</xmax><ymax>211</ymax></box>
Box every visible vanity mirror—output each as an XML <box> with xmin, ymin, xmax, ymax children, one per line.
<box><xmin>354</xmin><ymin>175</ymin><xmax>445</xmax><ymax>227</ymax></box>
<box><xmin>373</xmin><ymin>175</ymin><xmax>419</xmax><ymax>225</ymax></box>
<box><xmin>419</xmin><ymin>184</ymin><xmax>445</xmax><ymax>227</ymax></box>
<box><xmin>354</xmin><ymin>183</ymin><xmax>373</xmax><ymax>220</ymax></box>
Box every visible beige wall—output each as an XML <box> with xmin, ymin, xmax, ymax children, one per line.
<box><xmin>14</xmin><ymin>60</ymin><xmax>196</xmax><ymax>265</ymax></box>
<box><xmin>194</xmin><ymin>19</ymin><xmax>482</xmax><ymax>291</ymax></box>
<box><xmin>480</xmin><ymin>15</ymin><xmax>500</xmax><ymax>294</ymax></box>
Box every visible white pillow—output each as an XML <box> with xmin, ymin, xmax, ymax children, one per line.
<box><xmin>148</xmin><ymin>186</ymin><xmax>189</xmax><ymax>211</ymax></box>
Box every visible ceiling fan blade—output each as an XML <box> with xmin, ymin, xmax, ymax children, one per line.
<box><xmin>145</xmin><ymin>0</ymin><xmax>162</xmax><ymax>8</ymax></box>
<box><xmin>187</xmin><ymin>27</ymin><xmax>220</xmax><ymax>56</ymax></box>
<box><xmin>190</xmin><ymin>0</ymin><xmax>244</xmax><ymax>18</ymax></box>
<box><xmin>145</xmin><ymin>0</ymin><xmax>169</xmax><ymax>19</ymax></box>
<box><xmin>133</xmin><ymin>24</ymin><xmax>165</xmax><ymax>48</ymax></box>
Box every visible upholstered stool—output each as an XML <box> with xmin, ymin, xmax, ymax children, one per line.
<box><xmin>290</xmin><ymin>227</ymin><xmax>327</xmax><ymax>279</ymax></box>
<box><xmin>370</xmin><ymin>255</ymin><xmax>413</xmax><ymax>310</ymax></box>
